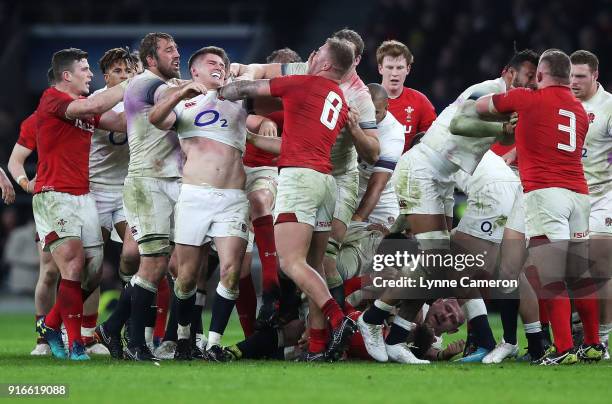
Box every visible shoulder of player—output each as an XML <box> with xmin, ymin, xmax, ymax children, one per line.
<box><xmin>401</xmin><ymin>87</ymin><xmax>431</xmax><ymax>101</ymax></box>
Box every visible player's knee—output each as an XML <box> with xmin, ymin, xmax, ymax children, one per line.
<box><xmin>415</xmin><ymin>230</ymin><xmax>450</xmax><ymax>251</ymax></box>
<box><xmin>82</xmin><ymin>246</ymin><xmax>104</xmax><ymax>289</ymax></box>
<box><xmin>40</xmin><ymin>266</ymin><xmax>60</xmax><ymax>286</ymax></box>
<box><xmin>174</xmin><ymin>279</ymin><xmax>196</xmax><ymax>299</ymax></box>
<box><xmin>219</xmin><ymin>261</ymin><xmax>241</xmax><ymax>289</ymax></box>
<box><xmin>248</xmin><ymin>190</ymin><xmax>273</xmax><ymax>218</ymax></box>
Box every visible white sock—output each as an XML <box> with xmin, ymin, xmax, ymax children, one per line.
<box><xmin>599</xmin><ymin>323</ymin><xmax>612</xmax><ymax>343</ymax></box>
<box><xmin>524</xmin><ymin>321</ymin><xmax>542</xmax><ymax>334</ymax></box>
<box><xmin>177</xmin><ymin>324</ymin><xmax>191</xmax><ymax>340</ymax></box>
<box><xmin>81</xmin><ymin>327</ymin><xmax>95</xmax><ymax>338</ymax></box>
<box><xmin>374</xmin><ymin>299</ymin><xmax>394</xmax><ymax>312</ymax></box>
<box><xmin>145</xmin><ymin>327</ymin><xmax>154</xmax><ymax>345</ymax></box>
<box><xmin>207</xmin><ymin>331</ymin><xmax>222</xmax><ymax>350</ymax></box>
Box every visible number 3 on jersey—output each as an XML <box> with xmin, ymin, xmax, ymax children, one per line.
<box><xmin>557</xmin><ymin>109</ymin><xmax>576</xmax><ymax>152</ymax></box>
<box><xmin>320</xmin><ymin>91</ymin><xmax>343</xmax><ymax>130</ymax></box>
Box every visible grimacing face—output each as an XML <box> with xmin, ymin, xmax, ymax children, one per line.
<box><xmin>426</xmin><ymin>298</ymin><xmax>464</xmax><ymax>335</ymax></box>
<box><xmin>191</xmin><ymin>53</ymin><xmax>226</xmax><ymax>89</ymax></box>
<box><xmin>512</xmin><ymin>61</ymin><xmax>537</xmax><ymax>89</ymax></box>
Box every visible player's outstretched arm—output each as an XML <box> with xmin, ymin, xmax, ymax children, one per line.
<box><xmin>230</xmin><ymin>63</ymin><xmax>282</xmax><ymax>80</ymax></box>
<box><xmin>66</xmin><ymin>80</ymin><xmax>128</xmax><ymax>120</ymax></box>
<box><xmin>7</xmin><ymin>143</ymin><xmax>33</xmax><ymax>193</ymax></box>
<box><xmin>219</xmin><ymin>79</ymin><xmax>271</xmax><ymax>101</ymax></box>
<box><xmin>246</xmin><ymin>131</ymin><xmax>281</xmax><ymax>155</ymax></box>
<box><xmin>352</xmin><ymin>171</ymin><xmax>391</xmax><ymax>222</ymax></box>
<box><xmin>450</xmin><ymin>100</ymin><xmax>514</xmax><ymax>144</ymax></box>
<box><xmin>0</xmin><ymin>167</ymin><xmax>15</xmax><ymax>204</ymax></box>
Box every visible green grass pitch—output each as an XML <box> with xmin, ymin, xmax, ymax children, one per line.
<box><xmin>1</xmin><ymin>313</ymin><xmax>611</xmax><ymax>404</ymax></box>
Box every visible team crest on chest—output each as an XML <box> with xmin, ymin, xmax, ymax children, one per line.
<box><xmin>405</xmin><ymin>106</ymin><xmax>414</xmax><ymax>122</ymax></box>
<box><xmin>588</xmin><ymin>112</ymin><xmax>595</xmax><ymax>124</ymax></box>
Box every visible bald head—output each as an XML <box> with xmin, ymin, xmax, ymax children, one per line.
<box><xmin>537</xmin><ymin>49</ymin><xmax>571</xmax><ymax>86</ymax></box>
<box><xmin>368</xmin><ymin>83</ymin><xmax>388</xmax><ymax>124</ymax></box>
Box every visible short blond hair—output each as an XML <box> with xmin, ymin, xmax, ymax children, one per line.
<box><xmin>376</xmin><ymin>40</ymin><xmax>413</xmax><ymax>66</ymax></box>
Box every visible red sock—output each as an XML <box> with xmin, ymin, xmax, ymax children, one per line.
<box><xmin>322</xmin><ymin>298</ymin><xmax>344</xmax><ymax>329</ymax></box>
<box><xmin>236</xmin><ymin>274</ymin><xmax>257</xmax><ymax>337</ymax></box>
<box><xmin>58</xmin><ymin>279</ymin><xmax>84</xmax><ymax>349</ymax></box>
<box><xmin>45</xmin><ymin>304</ymin><xmax>62</xmax><ymax>330</ymax></box>
<box><xmin>253</xmin><ymin>215</ymin><xmax>280</xmax><ymax>294</ymax></box>
<box><xmin>525</xmin><ymin>265</ymin><xmax>550</xmax><ymax>325</ymax></box>
<box><xmin>81</xmin><ymin>313</ymin><xmax>98</xmax><ymax>345</ymax></box>
<box><xmin>569</xmin><ymin>278</ymin><xmax>600</xmax><ymax>345</ymax></box>
<box><xmin>538</xmin><ymin>299</ymin><xmax>550</xmax><ymax>325</ymax></box>
<box><xmin>154</xmin><ymin>276</ymin><xmax>170</xmax><ymax>341</ymax></box>
<box><xmin>309</xmin><ymin>328</ymin><xmax>328</xmax><ymax>353</ymax></box>
<box><xmin>343</xmin><ymin>275</ymin><xmax>371</xmax><ymax>297</ymax></box>
<box><xmin>542</xmin><ymin>282</ymin><xmax>573</xmax><ymax>352</ymax></box>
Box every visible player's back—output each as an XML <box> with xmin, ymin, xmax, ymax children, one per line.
<box><xmin>270</xmin><ymin>74</ymin><xmax>348</xmax><ymax>174</ymax></box>
<box><xmin>422</xmin><ymin>77</ymin><xmax>507</xmax><ymax>174</ymax></box>
<box><xmin>282</xmin><ymin>63</ymin><xmax>376</xmax><ymax>175</ymax></box>
<box><xmin>124</xmin><ymin>70</ymin><xmax>182</xmax><ymax>179</ymax></box>
<box><xmin>512</xmin><ymin>86</ymin><xmax>588</xmax><ymax>194</ymax></box>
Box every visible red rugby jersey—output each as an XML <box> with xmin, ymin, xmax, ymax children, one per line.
<box><xmin>269</xmin><ymin>75</ymin><xmax>348</xmax><ymax>174</ymax></box>
<box><xmin>35</xmin><ymin>87</ymin><xmax>100</xmax><ymax>195</ymax></box>
<box><xmin>492</xmin><ymin>86</ymin><xmax>588</xmax><ymax>194</ymax></box>
<box><xmin>17</xmin><ymin>112</ymin><xmax>38</xmax><ymax>151</ymax></box>
<box><xmin>387</xmin><ymin>87</ymin><xmax>436</xmax><ymax>152</ymax></box>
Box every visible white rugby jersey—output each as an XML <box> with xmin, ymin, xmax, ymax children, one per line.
<box><xmin>581</xmin><ymin>84</ymin><xmax>612</xmax><ymax>196</ymax></box>
<box><xmin>422</xmin><ymin>77</ymin><xmax>507</xmax><ymax>174</ymax></box>
<box><xmin>357</xmin><ymin>112</ymin><xmax>404</xmax><ymax>214</ymax></box>
<box><xmin>282</xmin><ymin>63</ymin><xmax>377</xmax><ymax>176</ymax></box>
<box><xmin>174</xmin><ymin>90</ymin><xmax>247</xmax><ymax>152</ymax></box>
<box><xmin>124</xmin><ymin>69</ymin><xmax>182</xmax><ymax>179</ymax></box>
<box><xmin>453</xmin><ymin>150</ymin><xmax>520</xmax><ymax>196</ymax></box>
<box><xmin>89</xmin><ymin>87</ymin><xmax>129</xmax><ymax>190</ymax></box>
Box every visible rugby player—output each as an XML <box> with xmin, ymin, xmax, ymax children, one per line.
<box><xmin>148</xmin><ymin>46</ymin><xmax>267</xmax><ymax>361</ymax></box>
<box><xmin>569</xmin><ymin>50</ymin><xmax>612</xmax><ymax>358</ymax></box>
<box><xmin>96</xmin><ymin>33</ymin><xmax>182</xmax><ymax>361</ymax></box>
<box><xmin>8</xmin><ymin>109</ymin><xmax>56</xmax><ymax>355</ymax></box>
<box><xmin>82</xmin><ymin>47</ymin><xmax>140</xmax><ymax>355</ymax></box>
<box><xmin>359</xmin><ymin>50</ymin><xmax>534</xmax><ymax>363</ymax></box>
<box><xmin>376</xmin><ymin>40</ymin><xmax>436</xmax><ymax>152</ymax></box>
<box><xmin>219</xmin><ymin>37</ymin><xmax>358</xmax><ymax>361</ymax></box>
<box><xmin>240</xmin><ymin>47</ymin><xmax>301</xmax><ymax>331</ymax></box>
<box><xmin>474</xmin><ymin>49</ymin><xmax>602</xmax><ymax>365</ymax></box>
<box><xmin>231</xmin><ymin>29</ymin><xmax>380</xmax><ymax>311</ymax></box>
<box><xmin>33</xmin><ymin>47</ymin><xmax>127</xmax><ymax>360</ymax></box>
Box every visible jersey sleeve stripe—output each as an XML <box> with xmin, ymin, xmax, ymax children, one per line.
<box><xmin>374</xmin><ymin>159</ymin><xmax>397</xmax><ymax>171</ymax></box>
<box><xmin>359</xmin><ymin>121</ymin><xmax>377</xmax><ymax>129</ymax></box>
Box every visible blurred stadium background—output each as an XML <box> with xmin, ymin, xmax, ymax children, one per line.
<box><xmin>0</xmin><ymin>0</ymin><xmax>610</xmax><ymax>301</ymax></box>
